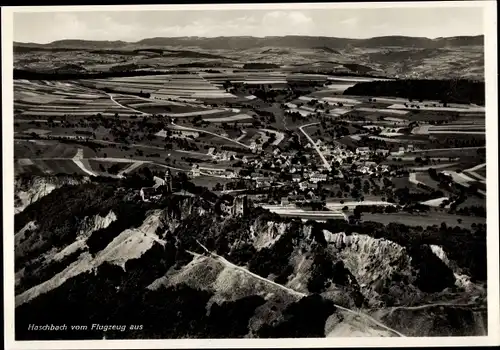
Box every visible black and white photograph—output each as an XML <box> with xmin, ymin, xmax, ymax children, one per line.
<box><xmin>2</xmin><ymin>1</ymin><xmax>499</xmax><ymax>348</ymax></box>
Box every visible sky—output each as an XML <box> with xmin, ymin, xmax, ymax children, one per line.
<box><xmin>13</xmin><ymin>6</ymin><xmax>484</xmax><ymax>44</ymax></box>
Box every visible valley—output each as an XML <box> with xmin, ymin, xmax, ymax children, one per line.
<box><xmin>11</xmin><ymin>31</ymin><xmax>489</xmax><ymax>340</ymax></box>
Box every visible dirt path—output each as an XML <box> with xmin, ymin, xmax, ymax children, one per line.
<box><xmin>194</xmin><ymin>241</ymin><xmax>406</xmax><ymax>337</ymax></box>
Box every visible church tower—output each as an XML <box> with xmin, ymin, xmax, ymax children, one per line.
<box><xmin>232</xmin><ymin>194</ymin><xmax>248</xmax><ymax>216</ymax></box>
<box><xmin>164</xmin><ymin>169</ymin><xmax>172</xmax><ymax>193</ymax></box>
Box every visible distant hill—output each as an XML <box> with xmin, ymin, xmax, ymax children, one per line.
<box><xmin>14</xmin><ymin>35</ymin><xmax>484</xmax><ymax>51</ymax></box>
<box><xmin>45</xmin><ymin>39</ymin><xmax>128</xmax><ymax>49</ymax></box>
<box><xmin>313</xmin><ymin>46</ymin><xmax>341</xmax><ymax>54</ymax></box>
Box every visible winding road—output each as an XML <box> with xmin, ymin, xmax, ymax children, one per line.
<box><xmin>171</xmin><ymin>123</ymin><xmax>252</xmax><ymax>149</ymax></box>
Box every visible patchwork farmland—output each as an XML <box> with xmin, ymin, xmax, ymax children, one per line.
<box><xmin>11</xmin><ymin>29</ymin><xmax>491</xmax><ymax>341</ymax></box>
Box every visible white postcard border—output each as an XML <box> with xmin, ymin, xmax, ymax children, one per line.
<box><xmin>2</xmin><ymin>2</ymin><xmax>499</xmax><ymax>349</ymax></box>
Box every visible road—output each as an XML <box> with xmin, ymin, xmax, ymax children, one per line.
<box><xmin>389</xmin><ymin>302</ymin><xmax>481</xmax><ymax>312</ymax></box>
<box><xmin>104</xmin><ymin>92</ymin><xmax>148</xmax><ymax>115</ymax></box>
<box><xmin>325</xmin><ymin>201</ymin><xmax>395</xmax><ymax>209</ymax></box>
<box><xmin>299</xmin><ymin>123</ymin><xmax>332</xmax><ymax>171</ymax></box>
<box><xmin>260</xmin><ymin>205</ymin><xmax>348</xmax><ymax>220</ymax></box>
<box><xmin>466</xmin><ymin>163</ymin><xmax>486</xmax><ymax>172</ymax></box>
<box><xmin>18</xmin><ymin>153</ymin><xmax>234</xmax><ymax>180</ymax></box>
<box><xmin>171</xmin><ymin>123</ymin><xmax>252</xmax><ymax>149</ymax></box>
<box><xmin>464</xmin><ymin>162</ymin><xmax>486</xmax><ymax>182</ymax></box>
<box><xmin>193</xmin><ymin>240</ymin><xmax>406</xmax><ymax>337</ymax></box>
<box><xmin>93</xmin><ymin>157</ymin><xmax>233</xmax><ymax>179</ymax></box>
<box><xmin>409</xmin><ymin>163</ymin><xmax>458</xmax><ymax>171</ymax></box>
<box><xmin>407</xmin><ymin>146</ymin><xmax>485</xmax><ymax>153</ymax></box>
<box><xmin>16</xmin><ymin>136</ymin><xmax>246</xmax><ymax>180</ymax></box>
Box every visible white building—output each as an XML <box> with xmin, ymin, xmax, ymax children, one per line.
<box><xmin>356</xmin><ymin>147</ymin><xmax>371</xmax><ymax>156</ymax></box>
<box><xmin>191</xmin><ymin>164</ymin><xmax>201</xmax><ymax>177</ymax></box>
<box><xmin>309</xmin><ymin>173</ymin><xmax>328</xmax><ymax>184</ymax></box>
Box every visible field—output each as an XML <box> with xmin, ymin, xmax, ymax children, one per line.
<box><xmin>13</xmin><ymin>69</ymin><xmax>487</xmax><ymax>198</ymax></box>
<box><xmin>89</xmin><ymin>74</ymin><xmax>238</xmax><ymax>100</ymax></box>
<box><xmin>412</xmin><ymin>124</ymin><xmax>485</xmax><ymax>135</ymax></box>
<box><xmin>14</xmin><ymin>139</ymin><xmax>97</xmax><ymax>159</ymax></box>
<box><xmin>14</xmin><ymin>80</ymin><xmax>141</xmax><ymax>117</ymax></box>
<box><xmin>14</xmin><ymin>75</ymin><xmax>260</xmax><ymax>125</ymax></box>
<box><xmin>362</xmin><ymin>212</ymin><xmax>485</xmax><ymax>229</ymax></box>
<box><xmin>412</xmin><ymin>173</ymin><xmax>446</xmax><ymax>192</ymax></box>
<box><xmin>15</xmin><ymin>158</ymin><xmax>89</xmax><ymax>176</ymax></box>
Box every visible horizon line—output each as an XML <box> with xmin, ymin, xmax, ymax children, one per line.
<box><xmin>15</xmin><ymin>33</ymin><xmax>485</xmax><ymax>45</ymax></box>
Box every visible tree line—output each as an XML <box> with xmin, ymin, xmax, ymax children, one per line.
<box><xmin>344</xmin><ymin>79</ymin><xmax>485</xmax><ymax>105</ymax></box>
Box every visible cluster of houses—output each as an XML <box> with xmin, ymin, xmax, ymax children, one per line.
<box><xmin>355</xmin><ymin>144</ymin><xmax>415</xmax><ymax>159</ymax></box>
<box><xmin>207</xmin><ymin>147</ymin><xmax>237</xmax><ymax>161</ymax></box>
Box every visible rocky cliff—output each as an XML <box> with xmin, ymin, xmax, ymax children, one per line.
<box><xmin>13</xmin><ymin>175</ymin><xmax>488</xmax><ymax>339</ymax></box>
